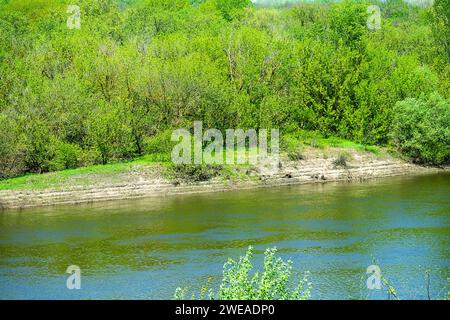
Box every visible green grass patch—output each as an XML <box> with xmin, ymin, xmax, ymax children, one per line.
<box><xmin>282</xmin><ymin>130</ymin><xmax>382</xmax><ymax>156</ymax></box>
<box><xmin>0</xmin><ymin>155</ymin><xmax>163</xmax><ymax>191</ymax></box>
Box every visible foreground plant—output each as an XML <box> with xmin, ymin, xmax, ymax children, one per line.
<box><xmin>174</xmin><ymin>246</ymin><xmax>311</xmax><ymax>300</ymax></box>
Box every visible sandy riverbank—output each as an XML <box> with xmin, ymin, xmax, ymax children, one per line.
<box><xmin>0</xmin><ymin>149</ymin><xmax>445</xmax><ymax>209</ymax></box>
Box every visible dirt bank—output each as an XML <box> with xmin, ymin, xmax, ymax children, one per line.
<box><xmin>0</xmin><ymin>149</ymin><xmax>444</xmax><ymax>209</ymax></box>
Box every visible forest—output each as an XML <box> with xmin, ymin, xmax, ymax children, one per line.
<box><xmin>0</xmin><ymin>0</ymin><xmax>449</xmax><ymax>180</ymax></box>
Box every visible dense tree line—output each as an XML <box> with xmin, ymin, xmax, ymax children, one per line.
<box><xmin>0</xmin><ymin>0</ymin><xmax>449</xmax><ymax>179</ymax></box>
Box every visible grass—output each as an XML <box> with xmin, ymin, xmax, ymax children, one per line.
<box><xmin>0</xmin><ymin>156</ymin><xmax>160</xmax><ymax>191</ymax></box>
<box><xmin>282</xmin><ymin>130</ymin><xmax>382</xmax><ymax>156</ymax></box>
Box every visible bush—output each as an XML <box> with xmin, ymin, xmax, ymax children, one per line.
<box><xmin>333</xmin><ymin>152</ymin><xmax>350</xmax><ymax>168</ymax></box>
<box><xmin>87</xmin><ymin>103</ymin><xmax>136</xmax><ymax>164</ymax></box>
<box><xmin>390</xmin><ymin>93</ymin><xmax>450</xmax><ymax>165</ymax></box>
<box><xmin>143</xmin><ymin>129</ymin><xmax>174</xmax><ymax>161</ymax></box>
<box><xmin>287</xmin><ymin>149</ymin><xmax>304</xmax><ymax>161</ymax></box>
<box><xmin>282</xmin><ymin>133</ymin><xmax>304</xmax><ymax>160</ymax></box>
<box><xmin>167</xmin><ymin>164</ymin><xmax>223</xmax><ymax>184</ymax></box>
<box><xmin>174</xmin><ymin>246</ymin><xmax>311</xmax><ymax>300</ymax></box>
<box><xmin>78</xmin><ymin>148</ymin><xmax>102</xmax><ymax>167</ymax></box>
<box><xmin>329</xmin><ymin>1</ymin><xmax>368</xmax><ymax>49</ymax></box>
<box><xmin>0</xmin><ymin>115</ymin><xmax>26</xmax><ymax>179</ymax></box>
<box><xmin>48</xmin><ymin>141</ymin><xmax>82</xmax><ymax>171</ymax></box>
<box><xmin>214</xmin><ymin>0</ymin><xmax>252</xmax><ymax>21</ymax></box>
<box><xmin>23</xmin><ymin>119</ymin><xmax>53</xmax><ymax>173</ymax></box>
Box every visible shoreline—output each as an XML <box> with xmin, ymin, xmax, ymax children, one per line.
<box><xmin>0</xmin><ymin>151</ymin><xmax>446</xmax><ymax>210</ymax></box>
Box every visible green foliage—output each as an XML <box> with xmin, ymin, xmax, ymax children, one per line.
<box><xmin>23</xmin><ymin>118</ymin><xmax>53</xmax><ymax>173</ymax></box>
<box><xmin>143</xmin><ymin>129</ymin><xmax>174</xmax><ymax>161</ymax></box>
<box><xmin>174</xmin><ymin>246</ymin><xmax>311</xmax><ymax>300</ymax></box>
<box><xmin>390</xmin><ymin>93</ymin><xmax>450</xmax><ymax>165</ymax></box>
<box><xmin>218</xmin><ymin>246</ymin><xmax>311</xmax><ymax>300</ymax></box>
<box><xmin>0</xmin><ymin>114</ymin><xmax>26</xmax><ymax>179</ymax></box>
<box><xmin>380</xmin><ymin>0</ymin><xmax>411</xmax><ymax>20</ymax></box>
<box><xmin>0</xmin><ymin>0</ymin><xmax>448</xmax><ymax>180</ymax></box>
<box><xmin>329</xmin><ymin>1</ymin><xmax>368</xmax><ymax>49</ymax></box>
<box><xmin>213</xmin><ymin>0</ymin><xmax>252</xmax><ymax>21</ymax></box>
<box><xmin>430</xmin><ymin>0</ymin><xmax>449</xmax><ymax>60</ymax></box>
<box><xmin>48</xmin><ymin>141</ymin><xmax>83</xmax><ymax>171</ymax></box>
<box><xmin>283</xmin><ymin>131</ymin><xmax>305</xmax><ymax>160</ymax></box>
<box><xmin>88</xmin><ymin>102</ymin><xmax>136</xmax><ymax>164</ymax></box>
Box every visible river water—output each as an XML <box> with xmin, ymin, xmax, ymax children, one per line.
<box><xmin>0</xmin><ymin>173</ymin><xmax>449</xmax><ymax>299</ymax></box>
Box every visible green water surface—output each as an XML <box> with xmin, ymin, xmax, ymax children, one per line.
<box><xmin>0</xmin><ymin>173</ymin><xmax>449</xmax><ymax>299</ymax></box>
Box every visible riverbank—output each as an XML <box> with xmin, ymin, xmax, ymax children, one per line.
<box><xmin>0</xmin><ymin>147</ymin><xmax>445</xmax><ymax>209</ymax></box>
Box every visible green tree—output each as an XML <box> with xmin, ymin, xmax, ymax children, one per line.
<box><xmin>391</xmin><ymin>93</ymin><xmax>450</xmax><ymax>164</ymax></box>
<box><xmin>213</xmin><ymin>0</ymin><xmax>252</xmax><ymax>21</ymax></box>
<box><xmin>87</xmin><ymin>102</ymin><xmax>136</xmax><ymax>164</ymax></box>
<box><xmin>430</xmin><ymin>0</ymin><xmax>449</xmax><ymax>60</ymax></box>
<box><xmin>329</xmin><ymin>0</ymin><xmax>368</xmax><ymax>50</ymax></box>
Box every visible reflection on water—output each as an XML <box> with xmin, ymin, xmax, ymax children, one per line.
<box><xmin>0</xmin><ymin>173</ymin><xmax>449</xmax><ymax>299</ymax></box>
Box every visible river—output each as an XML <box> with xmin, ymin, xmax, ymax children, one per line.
<box><xmin>0</xmin><ymin>173</ymin><xmax>449</xmax><ymax>299</ymax></box>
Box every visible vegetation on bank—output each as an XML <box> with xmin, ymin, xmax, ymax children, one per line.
<box><xmin>174</xmin><ymin>246</ymin><xmax>311</xmax><ymax>300</ymax></box>
<box><xmin>0</xmin><ymin>0</ymin><xmax>449</xmax><ymax>181</ymax></box>
<box><xmin>0</xmin><ymin>131</ymin><xmax>383</xmax><ymax>191</ymax></box>
<box><xmin>0</xmin><ymin>155</ymin><xmax>158</xmax><ymax>191</ymax></box>
<box><xmin>391</xmin><ymin>93</ymin><xmax>450</xmax><ymax>165</ymax></box>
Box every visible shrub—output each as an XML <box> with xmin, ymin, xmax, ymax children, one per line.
<box><xmin>87</xmin><ymin>103</ymin><xmax>136</xmax><ymax>164</ymax></box>
<box><xmin>390</xmin><ymin>93</ymin><xmax>450</xmax><ymax>165</ymax></box>
<box><xmin>48</xmin><ymin>141</ymin><xmax>82</xmax><ymax>171</ymax></box>
<box><xmin>0</xmin><ymin>115</ymin><xmax>26</xmax><ymax>179</ymax></box>
<box><xmin>167</xmin><ymin>164</ymin><xmax>222</xmax><ymax>184</ymax></box>
<box><xmin>214</xmin><ymin>0</ymin><xmax>252</xmax><ymax>21</ymax></box>
<box><xmin>329</xmin><ymin>1</ymin><xmax>368</xmax><ymax>49</ymax></box>
<box><xmin>23</xmin><ymin>119</ymin><xmax>53</xmax><ymax>173</ymax></box>
<box><xmin>174</xmin><ymin>246</ymin><xmax>311</xmax><ymax>300</ymax></box>
<box><xmin>282</xmin><ymin>133</ymin><xmax>305</xmax><ymax>160</ymax></box>
<box><xmin>143</xmin><ymin>129</ymin><xmax>174</xmax><ymax>162</ymax></box>
<box><xmin>78</xmin><ymin>148</ymin><xmax>102</xmax><ymax>167</ymax></box>
<box><xmin>333</xmin><ymin>152</ymin><xmax>350</xmax><ymax>168</ymax></box>
<box><xmin>287</xmin><ymin>149</ymin><xmax>304</xmax><ymax>161</ymax></box>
